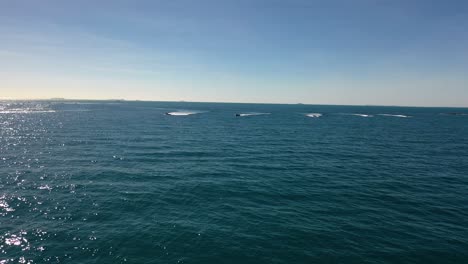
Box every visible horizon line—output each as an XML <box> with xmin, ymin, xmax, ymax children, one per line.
<box><xmin>0</xmin><ymin>97</ymin><xmax>467</xmax><ymax>109</ymax></box>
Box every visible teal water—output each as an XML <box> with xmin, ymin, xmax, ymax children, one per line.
<box><xmin>1</xmin><ymin>101</ymin><xmax>467</xmax><ymax>263</ymax></box>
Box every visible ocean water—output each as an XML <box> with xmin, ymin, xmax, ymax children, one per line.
<box><xmin>1</xmin><ymin>101</ymin><xmax>467</xmax><ymax>264</ymax></box>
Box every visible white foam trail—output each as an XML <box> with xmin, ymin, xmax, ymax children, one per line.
<box><xmin>378</xmin><ymin>114</ymin><xmax>410</xmax><ymax>118</ymax></box>
<box><xmin>236</xmin><ymin>112</ymin><xmax>270</xmax><ymax>117</ymax></box>
<box><xmin>349</xmin><ymin>113</ymin><xmax>373</xmax><ymax>117</ymax></box>
<box><xmin>165</xmin><ymin>111</ymin><xmax>200</xmax><ymax>116</ymax></box>
<box><xmin>440</xmin><ymin>113</ymin><xmax>468</xmax><ymax>116</ymax></box>
<box><xmin>306</xmin><ymin>113</ymin><xmax>322</xmax><ymax>118</ymax></box>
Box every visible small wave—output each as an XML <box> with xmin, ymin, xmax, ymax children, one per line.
<box><xmin>2</xmin><ymin>231</ymin><xmax>31</xmax><ymax>251</ymax></box>
<box><xmin>235</xmin><ymin>112</ymin><xmax>270</xmax><ymax>117</ymax></box>
<box><xmin>5</xmin><ymin>236</ymin><xmax>25</xmax><ymax>246</ymax></box>
<box><xmin>165</xmin><ymin>111</ymin><xmax>200</xmax><ymax>116</ymax></box>
<box><xmin>378</xmin><ymin>114</ymin><xmax>410</xmax><ymax>118</ymax></box>
<box><xmin>0</xmin><ymin>196</ymin><xmax>15</xmax><ymax>212</ymax></box>
<box><xmin>38</xmin><ymin>185</ymin><xmax>52</xmax><ymax>191</ymax></box>
<box><xmin>306</xmin><ymin>113</ymin><xmax>322</xmax><ymax>118</ymax></box>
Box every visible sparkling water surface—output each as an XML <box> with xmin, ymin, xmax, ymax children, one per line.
<box><xmin>1</xmin><ymin>101</ymin><xmax>467</xmax><ymax>263</ymax></box>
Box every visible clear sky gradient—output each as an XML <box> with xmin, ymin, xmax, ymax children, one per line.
<box><xmin>1</xmin><ymin>0</ymin><xmax>468</xmax><ymax>106</ymax></box>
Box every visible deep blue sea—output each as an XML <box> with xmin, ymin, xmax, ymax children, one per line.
<box><xmin>1</xmin><ymin>101</ymin><xmax>467</xmax><ymax>264</ymax></box>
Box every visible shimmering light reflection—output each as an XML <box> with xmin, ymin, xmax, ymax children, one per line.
<box><xmin>1</xmin><ymin>101</ymin><xmax>468</xmax><ymax>263</ymax></box>
<box><xmin>0</xmin><ymin>101</ymin><xmax>71</xmax><ymax>263</ymax></box>
<box><xmin>0</xmin><ymin>196</ymin><xmax>15</xmax><ymax>214</ymax></box>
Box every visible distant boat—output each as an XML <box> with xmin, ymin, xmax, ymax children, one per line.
<box><xmin>235</xmin><ymin>113</ymin><xmax>270</xmax><ymax>117</ymax></box>
<box><xmin>306</xmin><ymin>113</ymin><xmax>322</xmax><ymax>118</ymax></box>
<box><xmin>444</xmin><ymin>112</ymin><xmax>467</xmax><ymax>116</ymax></box>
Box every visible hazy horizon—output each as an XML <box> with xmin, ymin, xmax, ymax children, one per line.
<box><xmin>2</xmin><ymin>0</ymin><xmax>468</xmax><ymax>107</ymax></box>
<box><xmin>2</xmin><ymin>97</ymin><xmax>468</xmax><ymax>109</ymax></box>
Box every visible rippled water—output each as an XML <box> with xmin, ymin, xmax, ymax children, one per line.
<box><xmin>1</xmin><ymin>101</ymin><xmax>467</xmax><ymax>263</ymax></box>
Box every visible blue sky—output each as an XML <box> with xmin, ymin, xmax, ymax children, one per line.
<box><xmin>1</xmin><ymin>0</ymin><xmax>468</xmax><ymax>106</ymax></box>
